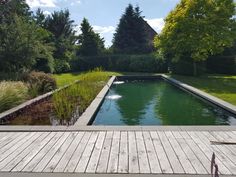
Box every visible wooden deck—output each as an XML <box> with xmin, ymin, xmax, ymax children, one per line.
<box><xmin>0</xmin><ymin>131</ymin><xmax>235</xmax><ymax>175</ymax></box>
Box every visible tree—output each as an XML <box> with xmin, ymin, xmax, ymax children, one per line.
<box><xmin>34</xmin><ymin>8</ymin><xmax>46</xmax><ymax>27</ymax></box>
<box><xmin>112</xmin><ymin>4</ymin><xmax>149</xmax><ymax>54</ymax></box>
<box><xmin>154</xmin><ymin>0</ymin><xmax>236</xmax><ymax>75</ymax></box>
<box><xmin>0</xmin><ymin>15</ymin><xmax>54</xmax><ymax>72</ymax></box>
<box><xmin>0</xmin><ymin>0</ymin><xmax>31</xmax><ymax>23</ymax></box>
<box><xmin>44</xmin><ymin>10</ymin><xmax>77</xmax><ymax>72</ymax></box>
<box><xmin>77</xmin><ymin>18</ymin><xmax>105</xmax><ymax>56</ymax></box>
<box><xmin>0</xmin><ymin>0</ymin><xmax>54</xmax><ymax>73</ymax></box>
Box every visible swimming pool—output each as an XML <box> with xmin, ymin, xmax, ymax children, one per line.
<box><xmin>92</xmin><ymin>77</ymin><xmax>236</xmax><ymax>125</ymax></box>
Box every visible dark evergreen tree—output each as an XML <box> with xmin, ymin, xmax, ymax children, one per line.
<box><xmin>112</xmin><ymin>4</ymin><xmax>149</xmax><ymax>54</ymax></box>
<box><xmin>44</xmin><ymin>10</ymin><xmax>77</xmax><ymax>72</ymax></box>
<box><xmin>34</xmin><ymin>8</ymin><xmax>46</xmax><ymax>27</ymax></box>
<box><xmin>77</xmin><ymin>18</ymin><xmax>105</xmax><ymax>56</ymax></box>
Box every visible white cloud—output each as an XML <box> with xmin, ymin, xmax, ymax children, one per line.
<box><xmin>74</xmin><ymin>25</ymin><xmax>82</xmax><ymax>35</ymax></box>
<box><xmin>43</xmin><ymin>11</ymin><xmax>51</xmax><ymax>16</ymax></box>
<box><xmin>26</xmin><ymin>0</ymin><xmax>56</xmax><ymax>8</ymax></box>
<box><xmin>70</xmin><ymin>0</ymin><xmax>81</xmax><ymax>6</ymax></box>
<box><xmin>92</xmin><ymin>26</ymin><xmax>115</xmax><ymax>34</ymax></box>
<box><xmin>145</xmin><ymin>18</ymin><xmax>165</xmax><ymax>33</ymax></box>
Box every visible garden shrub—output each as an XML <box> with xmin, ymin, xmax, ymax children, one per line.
<box><xmin>207</xmin><ymin>56</ymin><xmax>236</xmax><ymax>74</ymax></box>
<box><xmin>33</xmin><ymin>57</ymin><xmax>54</xmax><ymax>73</ymax></box>
<box><xmin>54</xmin><ymin>59</ymin><xmax>71</xmax><ymax>73</ymax></box>
<box><xmin>0</xmin><ymin>81</ymin><xmax>28</xmax><ymax>113</ymax></box>
<box><xmin>23</xmin><ymin>71</ymin><xmax>57</xmax><ymax>97</ymax></box>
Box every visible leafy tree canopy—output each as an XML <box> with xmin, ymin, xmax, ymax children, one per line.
<box><xmin>0</xmin><ymin>15</ymin><xmax>54</xmax><ymax>72</ymax></box>
<box><xmin>155</xmin><ymin>0</ymin><xmax>236</xmax><ymax>63</ymax></box>
<box><xmin>0</xmin><ymin>0</ymin><xmax>31</xmax><ymax>23</ymax></box>
<box><xmin>77</xmin><ymin>18</ymin><xmax>105</xmax><ymax>56</ymax></box>
<box><xmin>112</xmin><ymin>4</ymin><xmax>150</xmax><ymax>54</ymax></box>
<box><xmin>0</xmin><ymin>1</ymin><xmax>54</xmax><ymax>73</ymax></box>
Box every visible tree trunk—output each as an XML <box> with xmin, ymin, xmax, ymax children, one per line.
<box><xmin>193</xmin><ymin>61</ymin><xmax>197</xmax><ymax>76</ymax></box>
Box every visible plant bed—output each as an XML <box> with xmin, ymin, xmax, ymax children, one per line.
<box><xmin>0</xmin><ymin>70</ymin><xmax>111</xmax><ymax>126</ymax></box>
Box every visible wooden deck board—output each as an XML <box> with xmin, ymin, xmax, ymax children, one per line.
<box><xmin>135</xmin><ymin>131</ymin><xmax>150</xmax><ymax>173</ymax></box>
<box><xmin>96</xmin><ymin>131</ymin><xmax>113</xmax><ymax>173</ymax></box>
<box><xmin>0</xmin><ymin>132</ymin><xmax>42</xmax><ymax>170</ymax></box>
<box><xmin>86</xmin><ymin>131</ymin><xmax>106</xmax><ymax>173</ymax></box>
<box><xmin>22</xmin><ymin>132</ymin><xmax>64</xmax><ymax>172</ymax></box>
<box><xmin>13</xmin><ymin>132</ymin><xmax>57</xmax><ymax>172</ymax></box>
<box><xmin>118</xmin><ymin>131</ymin><xmax>128</xmax><ymax>173</ymax></box>
<box><xmin>188</xmin><ymin>132</ymin><xmax>231</xmax><ymax>175</ymax></box>
<box><xmin>43</xmin><ymin>132</ymin><xmax>78</xmax><ymax>172</ymax></box>
<box><xmin>53</xmin><ymin>132</ymin><xmax>85</xmax><ymax>172</ymax></box>
<box><xmin>172</xmin><ymin>131</ymin><xmax>208</xmax><ymax>174</ymax></box>
<box><xmin>0</xmin><ymin>130</ymin><xmax>235</xmax><ymax>175</ymax></box>
<box><xmin>165</xmin><ymin>131</ymin><xmax>196</xmax><ymax>174</ymax></box>
<box><xmin>179</xmin><ymin>131</ymin><xmax>211</xmax><ymax>174</ymax></box>
<box><xmin>128</xmin><ymin>131</ymin><xmax>139</xmax><ymax>173</ymax></box>
<box><xmin>107</xmin><ymin>131</ymin><xmax>120</xmax><ymax>173</ymax></box>
<box><xmin>33</xmin><ymin>132</ymin><xmax>70</xmax><ymax>172</ymax></box>
<box><xmin>142</xmin><ymin>131</ymin><xmax>161</xmax><ymax>174</ymax></box>
<box><xmin>199</xmin><ymin>132</ymin><xmax>236</xmax><ymax>174</ymax></box>
<box><xmin>75</xmin><ymin>132</ymin><xmax>99</xmax><ymax>173</ymax></box>
<box><xmin>157</xmin><ymin>131</ymin><xmax>184</xmax><ymax>173</ymax></box>
<box><xmin>64</xmin><ymin>132</ymin><xmax>91</xmax><ymax>172</ymax></box>
<box><xmin>3</xmin><ymin>132</ymin><xmax>51</xmax><ymax>172</ymax></box>
<box><xmin>150</xmin><ymin>131</ymin><xmax>173</xmax><ymax>174</ymax></box>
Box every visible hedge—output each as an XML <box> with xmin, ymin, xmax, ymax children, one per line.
<box><xmin>207</xmin><ymin>56</ymin><xmax>236</xmax><ymax>74</ymax></box>
<box><xmin>170</xmin><ymin>58</ymin><xmax>206</xmax><ymax>76</ymax></box>
<box><xmin>70</xmin><ymin>54</ymin><xmax>168</xmax><ymax>73</ymax></box>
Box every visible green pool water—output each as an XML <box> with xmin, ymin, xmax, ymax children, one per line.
<box><xmin>92</xmin><ymin>79</ymin><xmax>236</xmax><ymax>125</ymax></box>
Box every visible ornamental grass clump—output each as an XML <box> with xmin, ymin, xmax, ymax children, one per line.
<box><xmin>52</xmin><ymin>69</ymin><xmax>110</xmax><ymax>124</ymax></box>
<box><xmin>0</xmin><ymin>81</ymin><xmax>28</xmax><ymax>113</ymax></box>
<box><xmin>52</xmin><ymin>85</ymin><xmax>79</xmax><ymax>124</ymax></box>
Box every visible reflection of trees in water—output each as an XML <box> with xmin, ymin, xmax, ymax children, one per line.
<box><xmin>115</xmin><ymin>81</ymin><xmax>159</xmax><ymax>125</ymax></box>
<box><xmin>155</xmin><ymin>83</ymin><xmax>222</xmax><ymax>125</ymax></box>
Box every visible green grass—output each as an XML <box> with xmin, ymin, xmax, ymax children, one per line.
<box><xmin>170</xmin><ymin>74</ymin><xmax>236</xmax><ymax>105</ymax></box>
<box><xmin>53</xmin><ymin>71</ymin><xmax>162</xmax><ymax>88</ymax></box>
<box><xmin>53</xmin><ymin>71</ymin><xmax>121</xmax><ymax>87</ymax></box>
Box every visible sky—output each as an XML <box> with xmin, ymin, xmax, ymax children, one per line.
<box><xmin>26</xmin><ymin>0</ymin><xmax>180</xmax><ymax>47</ymax></box>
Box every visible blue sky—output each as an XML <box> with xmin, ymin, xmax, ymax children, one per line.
<box><xmin>26</xmin><ymin>0</ymin><xmax>180</xmax><ymax>47</ymax></box>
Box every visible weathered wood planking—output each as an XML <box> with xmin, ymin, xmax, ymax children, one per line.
<box><xmin>172</xmin><ymin>131</ymin><xmax>208</xmax><ymax>174</ymax></box>
<box><xmin>96</xmin><ymin>131</ymin><xmax>113</xmax><ymax>173</ymax></box>
<box><xmin>0</xmin><ymin>131</ymin><xmax>234</xmax><ymax>175</ymax></box>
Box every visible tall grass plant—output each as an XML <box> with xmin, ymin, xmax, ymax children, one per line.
<box><xmin>0</xmin><ymin>81</ymin><xmax>28</xmax><ymax>113</ymax></box>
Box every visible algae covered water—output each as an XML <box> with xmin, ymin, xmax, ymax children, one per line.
<box><xmin>93</xmin><ymin>80</ymin><xmax>236</xmax><ymax>125</ymax></box>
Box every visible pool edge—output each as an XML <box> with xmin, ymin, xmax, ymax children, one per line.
<box><xmin>161</xmin><ymin>74</ymin><xmax>236</xmax><ymax>115</ymax></box>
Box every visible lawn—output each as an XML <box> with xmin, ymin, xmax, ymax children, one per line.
<box><xmin>171</xmin><ymin>74</ymin><xmax>236</xmax><ymax>105</ymax></box>
<box><xmin>53</xmin><ymin>71</ymin><xmax>157</xmax><ymax>87</ymax></box>
<box><xmin>53</xmin><ymin>71</ymin><xmax>121</xmax><ymax>87</ymax></box>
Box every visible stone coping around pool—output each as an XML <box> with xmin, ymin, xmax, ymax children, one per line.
<box><xmin>0</xmin><ymin>125</ymin><xmax>235</xmax><ymax>132</ymax></box>
<box><xmin>161</xmin><ymin>74</ymin><xmax>236</xmax><ymax>115</ymax></box>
